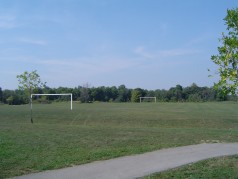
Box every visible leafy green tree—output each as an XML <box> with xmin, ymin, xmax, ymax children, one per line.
<box><xmin>80</xmin><ymin>83</ymin><xmax>90</xmax><ymax>103</ymax></box>
<box><xmin>6</xmin><ymin>96</ymin><xmax>14</xmax><ymax>105</ymax></box>
<box><xmin>104</xmin><ymin>87</ymin><xmax>113</xmax><ymax>102</ymax></box>
<box><xmin>188</xmin><ymin>93</ymin><xmax>202</xmax><ymax>102</ymax></box>
<box><xmin>155</xmin><ymin>89</ymin><xmax>168</xmax><ymax>102</ymax></box>
<box><xmin>110</xmin><ymin>86</ymin><xmax>118</xmax><ymax>101</ymax></box>
<box><xmin>175</xmin><ymin>84</ymin><xmax>183</xmax><ymax>101</ymax></box>
<box><xmin>211</xmin><ymin>8</ymin><xmax>238</xmax><ymax>95</ymax></box>
<box><xmin>116</xmin><ymin>85</ymin><xmax>130</xmax><ymax>102</ymax></box>
<box><xmin>2</xmin><ymin>89</ymin><xmax>12</xmax><ymax>103</ymax></box>
<box><xmin>91</xmin><ymin>87</ymin><xmax>103</xmax><ymax>101</ymax></box>
<box><xmin>0</xmin><ymin>87</ymin><xmax>2</xmax><ymax>103</ymax></box>
<box><xmin>17</xmin><ymin>70</ymin><xmax>46</xmax><ymax>123</ymax></box>
<box><xmin>131</xmin><ymin>89</ymin><xmax>141</xmax><ymax>102</ymax></box>
<box><xmin>43</xmin><ymin>86</ymin><xmax>57</xmax><ymax>101</ymax></box>
<box><xmin>72</xmin><ymin>87</ymin><xmax>81</xmax><ymax>101</ymax></box>
<box><xmin>167</xmin><ymin>85</ymin><xmax>184</xmax><ymax>102</ymax></box>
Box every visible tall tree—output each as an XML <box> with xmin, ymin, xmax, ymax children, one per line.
<box><xmin>211</xmin><ymin>7</ymin><xmax>238</xmax><ymax>95</ymax></box>
<box><xmin>131</xmin><ymin>89</ymin><xmax>141</xmax><ymax>102</ymax></box>
<box><xmin>0</xmin><ymin>87</ymin><xmax>2</xmax><ymax>103</ymax></box>
<box><xmin>80</xmin><ymin>83</ymin><xmax>90</xmax><ymax>103</ymax></box>
<box><xmin>17</xmin><ymin>70</ymin><xmax>46</xmax><ymax>123</ymax></box>
<box><xmin>116</xmin><ymin>85</ymin><xmax>130</xmax><ymax>102</ymax></box>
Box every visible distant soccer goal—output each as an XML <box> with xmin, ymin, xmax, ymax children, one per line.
<box><xmin>140</xmin><ymin>97</ymin><xmax>157</xmax><ymax>103</ymax></box>
<box><xmin>31</xmin><ymin>93</ymin><xmax>73</xmax><ymax>110</ymax></box>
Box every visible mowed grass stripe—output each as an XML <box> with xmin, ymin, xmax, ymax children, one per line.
<box><xmin>0</xmin><ymin>102</ymin><xmax>238</xmax><ymax>178</ymax></box>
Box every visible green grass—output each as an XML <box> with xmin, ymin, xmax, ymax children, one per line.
<box><xmin>0</xmin><ymin>102</ymin><xmax>238</xmax><ymax>178</ymax></box>
<box><xmin>144</xmin><ymin>155</ymin><xmax>238</xmax><ymax>179</ymax></box>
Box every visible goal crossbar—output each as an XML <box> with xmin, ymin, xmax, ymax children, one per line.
<box><xmin>140</xmin><ymin>97</ymin><xmax>156</xmax><ymax>103</ymax></box>
<box><xmin>31</xmin><ymin>93</ymin><xmax>73</xmax><ymax>110</ymax></box>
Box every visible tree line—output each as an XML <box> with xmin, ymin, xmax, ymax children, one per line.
<box><xmin>0</xmin><ymin>83</ymin><xmax>237</xmax><ymax>105</ymax></box>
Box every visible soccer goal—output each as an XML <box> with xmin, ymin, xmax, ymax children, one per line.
<box><xmin>140</xmin><ymin>97</ymin><xmax>157</xmax><ymax>103</ymax></box>
<box><xmin>31</xmin><ymin>93</ymin><xmax>73</xmax><ymax>110</ymax></box>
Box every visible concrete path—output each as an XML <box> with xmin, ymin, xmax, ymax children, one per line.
<box><xmin>12</xmin><ymin>143</ymin><xmax>238</xmax><ymax>179</ymax></box>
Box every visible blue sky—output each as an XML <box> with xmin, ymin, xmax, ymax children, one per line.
<box><xmin>0</xmin><ymin>0</ymin><xmax>237</xmax><ymax>90</ymax></box>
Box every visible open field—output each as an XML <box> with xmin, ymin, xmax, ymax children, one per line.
<box><xmin>144</xmin><ymin>155</ymin><xmax>238</xmax><ymax>179</ymax></box>
<box><xmin>0</xmin><ymin>102</ymin><xmax>238</xmax><ymax>178</ymax></box>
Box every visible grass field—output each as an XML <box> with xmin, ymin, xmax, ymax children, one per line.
<box><xmin>0</xmin><ymin>102</ymin><xmax>238</xmax><ymax>178</ymax></box>
<box><xmin>144</xmin><ymin>155</ymin><xmax>238</xmax><ymax>179</ymax></box>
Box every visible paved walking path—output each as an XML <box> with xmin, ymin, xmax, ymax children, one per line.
<box><xmin>12</xmin><ymin>143</ymin><xmax>238</xmax><ymax>179</ymax></box>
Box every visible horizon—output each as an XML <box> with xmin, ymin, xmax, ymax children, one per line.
<box><xmin>0</xmin><ymin>0</ymin><xmax>237</xmax><ymax>90</ymax></box>
<box><xmin>1</xmin><ymin>81</ymin><xmax>214</xmax><ymax>91</ymax></box>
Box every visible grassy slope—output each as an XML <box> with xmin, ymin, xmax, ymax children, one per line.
<box><xmin>144</xmin><ymin>155</ymin><xmax>238</xmax><ymax>179</ymax></box>
<box><xmin>0</xmin><ymin>102</ymin><xmax>238</xmax><ymax>178</ymax></box>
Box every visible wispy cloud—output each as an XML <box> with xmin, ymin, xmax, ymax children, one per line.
<box><xmin>134</xmin><ymin>46</ymin><xmax>155</xmax><ymax>59</ymax></box>
<box><xmin>19</xmin><ymin>38</ymin><xmax>47</xmax><ymax>46</ymax></box>
<box><xmin>35</xmin><ymin>60</ymin><xmax>69</xmax><ymax>66</ymax></box>
<box><xmin>134</xmin><ymin>46</ymin><xmax>199</xmax><ymax>59</ymax></box>
<box><xmin>15</xmin><ymin>56</ymin><xmax>141</xmax><ymax>87</ymax></box>
<box><xmin>0</xmin><ymin>15</ymin><xmax>18</xmax><ymax>29</ymax></box>
<box><xmin>18</xmin><ymin>56</ymin><xmax>138</xmax><ymax>75</ymax></box>
<box><xmin>159</xmin><ymin>48</ymin><xmax>199</xmax><ymax>57</ymax></box>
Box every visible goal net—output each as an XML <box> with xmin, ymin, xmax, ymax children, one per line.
<box><xmin>140</xmin><ymin>97</ymin><xmax>156</xmax><ymax>103</ymax></box>
<box><xmin>31</xmin><ymin>93</ymin><xmax>73</xmax><ymax>110</ymax></box>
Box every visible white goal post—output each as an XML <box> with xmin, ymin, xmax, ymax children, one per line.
<box><xmin>31</xmin><ymin>93</ymin><xmax>73</xmax><ymax>110</ymax></box>
<box><xmin>140</xmin><ymin>97</ymin><xmax>157</xmax><ymax>103</ymax></box>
